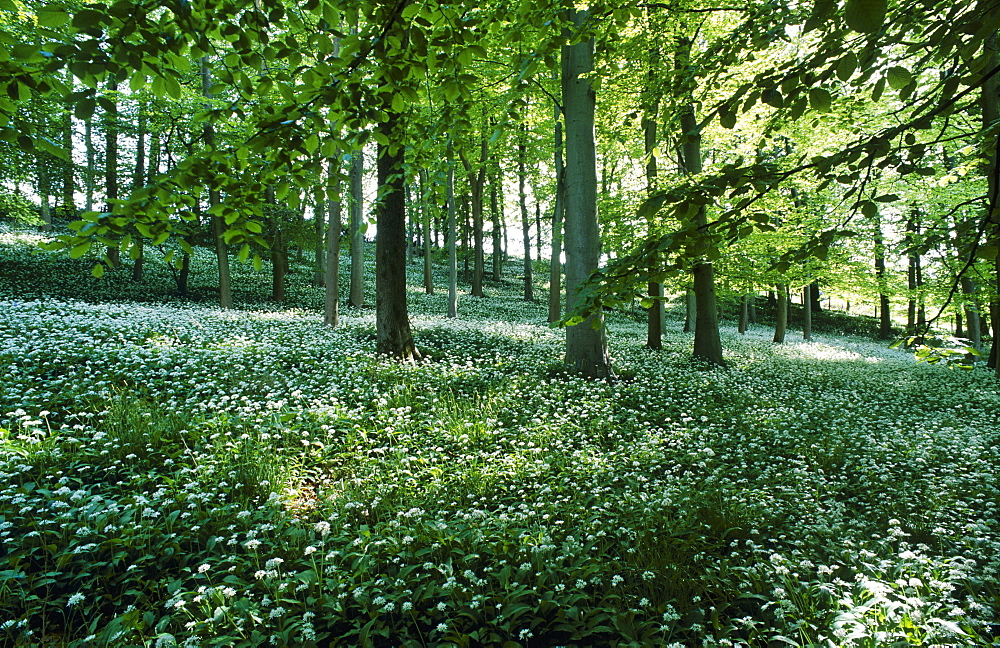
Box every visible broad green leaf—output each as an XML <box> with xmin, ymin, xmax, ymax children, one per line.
<box><xmin>871</xmin><ymin>76</ymin><xmax>886</xmax><ymax>102</ymax></box>
<box><xmin>92</xmin><ymin>263</ymin><xmax>105</xmax><ymax>278</ymax></box>
<box><xmin>37</xmin><ymin>10</ymin><xmax>70</xmax><ymax>27</ymax></box>
<box><xmin>844</xmin><ymin>0</ymin><xmax>887</xmax><ymax>33</ymax></box>
<box><xmin>886</xmin><ymin>66</ymin><xmax>911</xmax><ymax>90</ymax></box>
<box><xmin>808</xmin><ymin>87</ymin><xmax>831</xmax><ymax>112</ymax></box>
<box><xmin>164</xmin><ymin>75</ymin><xmax>181</xmax><ymax>99</ymax></box>
<box><xmin>70</xmin><ymin>241</ymin><xmax>91</xmax><ymax>258</ymax></box>
<box><xmin>804</xmin><ymin>0</ymin><xmax>836</xmax><ymax>32</ymax></box>
<box><xmin>836</xmin><ymin>53</ymin><xmax>857</xmax><ymax>81</ymax></box>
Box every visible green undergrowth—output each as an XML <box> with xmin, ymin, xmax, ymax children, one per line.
<box><xmin>1</xmin><ymin>226</ymin><xmax>1000</xmax><ymax>647</ymax></box>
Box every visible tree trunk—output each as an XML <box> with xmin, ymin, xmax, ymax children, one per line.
<box><xmin>178</xmin><ymin>250</ymin><xmax>190</xmax><ymax>296</ymax></box>
<box><xmin>738</xmin><ymin>295</ymin><xmax>748</xmax><ymax>334</ymax></box>
<box><xmin>490</xmin><ymin>168</ymin><xmax>503</xmax><ymax>281</ymax></box>
<box><xmin>773</xmin><ymin>285</ymin><xmax>788</xmax><ymax>343</ymax></box>
<box><xmin>459</xmin><ymin>140</ymin><xmax>487</xmax><ymax>297</ymax></box>
<box><xmin>983</xmin><ymin>0</ymin><xmax>1000</xmax><ymax>374</ymax></box>
<box><xmin>375</xmin><ymin>115</ymin><xmax>419</xmax><ymax>360</ymax></box>
<box><xmin>130</xmin><ymin>106</ymin><xmax>146</xmax><ymax>282</ymax></box>
<box><xmin>535</xmin><ymin>200</ymin><xmax>543</xmax><ymax>265</ymax></box>
<box><xmin>105</xmin><ymin>78</ymin><xmax>120</xmax><ymax>268</ymax></box>
<box><xmin>803</xmin><ymin>283</ymin><xmax>812</xmax><ymax>341</ymax></box>
<box><xmin>548</xmin><ymin>87</ymin><xmax>565</xmax><ymax>324</ymax></box>
<box><xmin>201</xmin><ymin>58</ymin><xmax>232</xmax><ymax>308</ymax></box>
<box><xmin>643</xmin><ymin>40</ymin><xmax>663</xmax><ymax>350</ymax></box>
<box><xmin>905</xmin><ymin>211</ymin><xmax>919</xmax><ymax>336</ymax></box>
<box><xmin>678</xmin><ymin>35</ymin><xmax>724</xmax><ymax>366</ymax></box>
<box><xmin>271</xmin><ymin>226</ymin><xmax>287</xmax><ymax>302</ymax></box>
<box><xmin>325</xmin><ymin>158</ymin><xmax>341</xmax><ymax>327</ymax></box>
<box><xmin>562</xmin><ymin>7</ymin><xmax>610</xmax><ymax>378</ymax></box>
<box><xmin>406</xmin><ymin>184</ymin><xmax>415</xmax><ymax>266</ymax></box>
<box><xmin>84</xmin><ymin>119</ymin><xmax>95</xmax><ymax>212</ymax></box>
<box><xmin>684</xmin><ymin>289</ymin><xmax>695</xmax><ymax>333</ymax></box>
<box><xmin>447</xmin><ymin>140</ymin><xmax>458</xmax><ymax>318</ymax></box>
<box><xmin>962</xmin><ymin>277</ymin><xmax>982</xmax><ymax>350</ymax></box>
<box><xmin>38</xmin><ymin>155</ymin><xmax>52</xmax><ymax>230</ymax></box>
<box><xmin>314</xmin><ymin>198</ymin><xmax>326</xmax><ymax>287</ymax></box>
<box><xmin>61</xmin><ymin>71</ymin><xmax>74</xmax><ymax>215</ymax></box>
<box><xmin>349</xmin><ymin>149</ymin><xmax>366</xmax><ymax>307</ymax></box>
<box><xmin>875</xmin><ymin>214</ymin><xmax>892</xmax><ymax>339</ymax></box>
<box><xmin>518</xmin><ymin>132</ymin><xmax>534</xmax><ymax>302</ymax></box>
<box><xmin>748</xmin><ymin>295</ymin><xmax>757</xmax><ymax>324</ymax></box>
<box><xmin>420</xmin><ymin>170</ymin><xmax>433</xmax><ymax>294</ymax></box>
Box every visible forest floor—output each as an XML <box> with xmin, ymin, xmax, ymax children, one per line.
<box><xmin>1</xmin><ymin>223</ymin><xmax>999</xmax><ymax>647</ymax></box>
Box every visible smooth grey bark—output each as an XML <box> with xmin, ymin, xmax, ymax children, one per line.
<box><xmin>684</xmin><ymin>289</ymin><xmax>695</xmax><ymax>333</ymax></box>
<box><xmin>875</xmin><ymin>213</ymin><xmax>892</xmax><ymax>340</ymax></box>
<box><xmin>548</xmin><ymin>96</ymin><xmax>565</xmax><ymax>324</ymax></box>
<box><xmin>349</xmin><ymin>149</ymin><xmax>366</xmax><ymax>308</ymax></box>
<box><xmin>643</xmin><ymin>42</ymin><xmax>663</xmax><ymax>350</ymax></box>
<box><xmin>678</xmin><ymin>35</ymin><xmax>724</xmax><ymax>366</ymax></box>
<box><xmin>773</xmin><ymin>285</ymin><xmax>788</xmax><ymax>343</ymax></box>
<box><xmin>325</xmin><ymin>158</ymin><xmax>341</xmax><ymax>327</ymax></box>
<box><xmin>803</xmin><ymin>283</ymin><xmax>812</xmax><ymax>341</ymax></box>
<box><xmin>419</xmin><ymin>170</ymin><xmax>433</xmax><ymax>294</ymax></box>
<box><xmin>84</xmin><ymin>119</ymin><xmax>95</xmax><ymax>212</ymax></box>
<box><xmin>200</xmin><ymin>58</ymin><xmax>232</xmax><ymax>308</ymax></box>
<box><xmin>738</xmin><ymin>295</ymin><xmax>748</xmax><ymax>334</ymax></box>
<box><xmin>518</xmin><ymin>132</ymin><xmax>534</xmax><ymax>302</ymax></box>
<box><xmin>447</xmin><ymin>140</ymin><xmax>458</xmax><ymax>318</ymax></box>
<box><xmin>267</xmin><ymin>187</ymin><xmax>288</xmax><ymax>303</ymax></box>
<box><xmin>314</xmin><ymin>198</ymin><xmax>325</xmax><ymax>287</ymax></box>
<box><xmin>961</xmin><ymin>277</ymin><xmax>981</xmax><ymax>349</ymax></box>
<box><xmin>535</xmin><ymin>201</ymin><xmax>543</xmax><ymax>265</ymax></box>
<box><xmin>375</xmin><ymin>115</ymin><xmax>419</xmax><ymax>360</ymax></box>
<box><xmin>982</xmin><ymin>0</ymin><xmax>1000</xmax><ymax>374</ymax></box>
<box><xmin>38</xmin><ymin>156</ymin><xmax>51</xmax><ymax>230</ymax></box>
<box><xmin>562</xmin><ymin>8</ymin><xmax>610</xmax><ymax>378</ymax></box>
<box><xmin>105</xmin><ymin>78</ymin><xmax>120</xmax><ymax>268</ymax></box>
<box><xmin>490</xmin><ymin>168</ymin><xmax>503</xmax><ymax>281</ymax></box>
<box><xmin>130</xmin><ymin>105</ymin><xmax>146</xmax><ymax>282</ymax></box>
<box><xmin>61</xmin><ymin>72</ymin><xmax>74</xmax><ymax>213</ymax></box>
<box><xmin>460</xmin><ymin>138</ymin><xmax>487</xmax><ymax>297</ymax></box>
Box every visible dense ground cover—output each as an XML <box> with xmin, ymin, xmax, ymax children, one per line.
<box><xmin>1</xmin><ymin>225</ymin><xmax>999</xmax><ymax>647</ymax></box>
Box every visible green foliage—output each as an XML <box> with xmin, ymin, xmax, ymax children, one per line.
<box><xmin>0</xmin><ymin>191</ymin><xmax>40</xmax><ymax>225</ymax></box>
<box><xmin>891</xmin><ymin>335</ymin><xmax>983</xmax><ymax>370</ymax></box>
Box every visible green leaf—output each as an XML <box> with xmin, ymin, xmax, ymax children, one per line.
<box><xmin>886</xmin><ymin>66</ymin><xmax>911</xmax><ymax>90</ymax></box>
<box><xmin>70</xmin><ymin>241</ymin><xmax>91</xmax><ymax>258</ymax></box>
<box><xmin>871</xmin><ymin>76</ymin><xmax>886</xmax><ymax>102</ymax></box>
<box><xmin>804</xmin><ymin>0</ymin><xmax>836</xmax><ymax>31</ymax></box>
<box><xmin>844</xmin><ymin>0</ymin><xmax>887</xmax><ymax>33</ymax></box>
<box><xmin>92</xmin><ymin>263</ymin><xmax>105</xmax><ymax>278</ymax></box>
<box><xmin>808</xmin><ymin>87</ymin><xmax>832</xmax><ymax>112</ymax></box>
<box><xmin>836</xmin><ymin>53</ymin><xmax>857</xmax><ymax>81</ymax></box>
<box><xmin>860</xmin><ymin>200</ymin><xmax>877</xmax><ymax>217</ymax></box>
<box><xmin>38</xmin><ymin>9</ymin><xmax>70</xmax><ymax>27</ymax></box>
